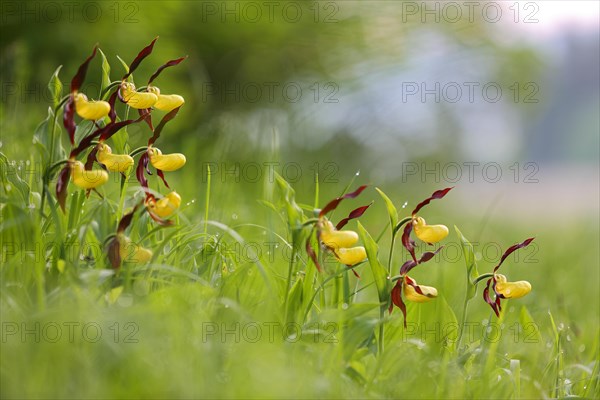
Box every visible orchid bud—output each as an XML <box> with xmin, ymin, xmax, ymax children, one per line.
<box><xmin>403</xmin><ymin>276</ymin><xmax>438</xmax><ymax>303</ymax></box>
<box><xmin>120</xmin><ymin>82</ymin><xmax>158</xmax><ymax>109</ymax></box>
<box><xmin>495</xmin><ymin>274</ymin><xmax>532</xmax><ymax>299</ymax></box>
<box><xmin>320</xmin><ymin>221</ymin><xmax>359</xmax><ymax>249</ymax></box>
<box><xmin>146</xmin><ymin>191</ymin><xmax>181</xmax><ymax>218</ymax></box>
<box><xmin>70</xmin><ymin>160</ymin><xmax>108</xmax><ymax>189</ymax></box>
<box><xmin>147</xmin><ymin>86</ymin><xmax>185</xmax><ymax>112</ymax></box>
<box><xmin>97</xmin><ymin>143</ymin><xmax>134</xmax><ymax>173</ymax></box>
<box><xmin>148</xmin><ymin>147</ymin><xmax>186</xmax><ymax>171</ymax></box>
<box><xmin>413</xmin><ymin>216</ymin><xmax>449</xmax><ymax>244</ymax></box>
<box><xmin>119</xmin><ymin>236</ymin><xmax>153</xmax><ymax>264</ymax></box>
<box><xmin>74</xmin><ymin>93</ymin><xmax>111</xmax><ymax>120</ymax></box>
<box><xmin>334</xmin><ymin>246</ymin><xmax>366</xmax><ymax>266</ymax></box>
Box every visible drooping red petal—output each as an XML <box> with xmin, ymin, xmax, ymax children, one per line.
<box><xmin>319</xmin><ymin>185</ymin><xmax>368</xmax><ymax>218</ymax></box>
<box><xmin>71</xmin><ymin>120</ymin><xmax>136</xmax><ymax>157</ymax></box>
<box><xmin>138</xmin><ymin>108</ymin><xmax>154</xmax><ymax>131</ymax></box>
<box><xmin>418</xmin><ymin>247</ymin><xmax>443</xmax><ymax>264</ymax></box>
<box><xmin>117</xmin><ymin>204</ymin><xmax>140</xmax><ymax>234</ymax></box>
<box><xmin>399</xmin><ymin>259</ymin><xmax>417</xmax><ymax>276</ymax></box>
<box><xmin>156</xmin><ymin>169</ymin><xmax>170</xmax><ymax>188</ymax></box>
<box><xmin>148</xmin><ymin>56</ymin><xmax>187</xmax><ymax>84</ymax></box>
<box><xmin>148</xmin><ymin>106</ymin><xmax>181</xmax><ymax>146</ymax></box>
<box><xmin>493</xmin><ymin>237</ymin><xmax>535</xmax><ymax>272</ymax></box>
<box><xmin>402</xmin><ymin>222</ymin><xmax>416</xmax><ymax>262</ymax></box>
<box><xmin>336</xmin><ymin>202</ymin><xmax>372</xmax><ymax>230</ymax></box>
<box><xmin>411</xmin><ymin>187</ymin><xmax>453</xmax><ymax>216</ymax></box>
<box><xmin>85</xmin><ymin>146</ymin><xmax>98</xmax><ymax>170</ymax></box>
<box><xmin>483</xmin><ymin>278</ymin><xmax>500</xmax><ymax>317</ymax></box>
<box><xmin>71</xmin><ymin>46</ymin><xmax>97</xmax><ymax>92</ymax></box>
<box><xmin>136</xmin><ymin>152</ymin><xmax>149</xmax><ymax>188</ymax></box>
<box><xmin>56</xmin><ymin>165</ymin><xmax>71</xmax><ymax>212</ymax></box>
<box><xmin>123</xmin><ymin>37</ymin><xmax>158</xmax><ymax>80</ymax></box>
<box><xmin>63</xmin><ymin>96</ymin><xmax>76</xmax><ymax>145</ymax></box>
<box><xmin>107</xmin><ymin>237</ymin><xmax>121</xmax><ymax>269</ymax></box>
<box><xmin>108</xmin><ymin>91</ymin><xmax>118</xmax><ymax>123</ymax></box>
<box><xmin>306</xmin><ymin>237</ymin><xmax>322</xmax><ymax>272</ymax></box>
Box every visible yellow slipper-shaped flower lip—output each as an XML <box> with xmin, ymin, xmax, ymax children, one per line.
<box><xmin>70</xmin><ymin>160</ymin><xmax>108</xmax><ymax>189</ymax></box>
<box><xmin>320</xmin><ymin>221</ymin><xmax>359</xmax><ymax>250</ymax></box>
<box><xmin>120</xmin><ymin>82</ymin><xmax>158</xmax><ymax>109</ymax></box>
<box><xmin>147</xmin><ymin>86</ymin><xmax>185</xmax><ymax>112</ymax></box>
<box><xmin>148</xmin><ymin>147</ymin><xmax>186</xmax><ymax>171</ymax></box>
<box><xmin>119</xmin><ymin>236</ymin><xmax>153</xmax><ymax>264</ymax></box>
<box><xmin>334</xmin><ymin>246</ymin><xmax>366</xmax><ymax>266</ymax></box>
<box><xmin>403</xmin><ymin>276</ymin><xmax>438</xmax><ymax>303</ymax></box>
<box><xmin>413</xmin><ymin>216</ymin><xmax>449</xmax><ymax>244</ymax></box>
<box><xmin>494</xmin><ymin>274</ymin><xmax>531</xmax><ymax>299</ymax></box>
<box><xmin>74</xmin><ymin>93</ymin><xmax>111</xmax><ymax>120</ymax></box>
<box><xmin>97</xmin><ymin>144</ymin><xmax>134</xmax><ymax>173</ymax></box>
<box><xmin>147</xmin><ymin>191</ymin><xmax>181</xmax><ymax>218</ymax></box>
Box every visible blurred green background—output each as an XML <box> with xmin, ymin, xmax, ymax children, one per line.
<box><xmin>1</xmin><ymin>1</ymin><xmax>599</xmax><ymax>398</ymax></box>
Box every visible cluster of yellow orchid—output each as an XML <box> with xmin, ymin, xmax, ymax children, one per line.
<box><xmin>49</xmin><ymin>39</ymin><xmax>188</xmax><ymax>268</ymax></box>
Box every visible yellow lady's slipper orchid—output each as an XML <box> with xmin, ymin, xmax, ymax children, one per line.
<box><xmin>320</xmin><ymin>221</ymin><xmax>359</xmax><ymax>249</ymax></box>
<box><xmin>148</xmin><ymin>147</ymin><xmax>186</xmax><ymax>171</ymax></box>
<box><xmin>97</xmin><ymin>144</ymin><xmax>134</xmax><ymax>173</ymax></box>
<box><xmin>403</xmin><ymin>276</ymin><xmax>438</xmax><ymax>303</ymax></box>
<box><xmin>147</xmin><ymin>86</ymin><xmax>185</xmax><ymax>112</ymax></box>
<box><xmin>334</xmin><ymin>246</ymin><xmax>366</xmax><ymax>266</ymax></box>
<box><xmin>119</xmin><ymin>236</ymin><xmax>153</xmax><ymax>264</ymax></box>
<box><xmin>413</xmin><ymin>216</ymin><xmax>449</xmax><ymax>244</ymax></box>
<box><xmin>494</xmin><ymin>274</ymin><xmax>531</xmax><ymax>299</ymax></box>
<box><xmin>74</xmin><ymin>93</ymin><xmax>111</xmax><ymax>120</ymax></box>
<box><xmin>146</xmin><ymin>191</ymin><xmax>181</xmax><ymax>218</ymax></box>
<box><xmin>70</xmin><ymin>160</ymin><xmax>108</xmax><ymax>189</ymax></box>
<box><xmin>120</xmin><ymin>82</ymin><xmax>158</xmax><ymax>109</ymax></box>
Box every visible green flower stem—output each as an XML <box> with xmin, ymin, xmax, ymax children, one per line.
<box><xmin>380</xmin><ymin>216</ymin><xmax>411</xmax><ymax>356</ymax></box>
<box><xmin>100</xmin><ymin>81</ymin><xmax>123</xmax><ymax>100</ymax></box>
<box><xmin>129</xmin><ymin>147</ymin><xmax>149</xmax><ymax>158</ymax></box>
<box><xmin>457</xmin><ymin>273</ymin><xmax>494</xmax><ymax>350</ymax></box>
<box><xmin>282</xmin><ymin>244</ymin><xmax>298</xmax><ymax>322</ymax></box>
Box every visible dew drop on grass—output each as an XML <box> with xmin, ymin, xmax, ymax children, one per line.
<box><xmin>558</xmin><ymin>322</ymin><xmax>565</xmax><ymax>331</ymax></box>
<box><xmin>232</xmin><ymin>213</ymin><xmax>238</xmax><ymax>220</ymax></box>
<box><xmin>402</xmin><ymin>201</ymin><xmax>408</xmax><ymax>209</ymax></box>
<box><xmin>5</xmin><ymin>184</ymin><xmax>11</xmax><ymax>192</ymax></box>
<box><xmin>342</xmin><ymin>303</ymin><xmax>349</xmax><ymax>310</ymax></box>
<box><xmin>579</xmin><ymin>344</ymin><xmax>586</xmax><ymax>352</ymax></box>
<box><xmin>355</xmin><ymin>171</ymin><xmax>360</xmax><ymax>176</ymax></box>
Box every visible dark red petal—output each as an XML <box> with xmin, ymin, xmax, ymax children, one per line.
<box><xmin>411</xmin><ymin>187</ymin><xmax>453</xmax><ymax>216</ymax></box>
<box><xmin>117</xmin><ymin>204</ymin><xmax>140</xmax><ymax>234</ymax></box>
<box><xmin>146</xmin><ymin>208</ymin><xmax>174</xmax><ymax>226</ymax></box>
<box><xmin>71</xmin><ymin>46</ymin><xmax>97</xmax><ymax>92</ymax></box>
<box><xmin>494</xmin><ymin>237</ymin><xmax>535</xmax><ymax>272</ymax></box>
<box><xmin>306</xmin><ymin>237</ymin><xmax>322</xmax><ymax>272</ymax></box>
<box><xmin>399</xmin><ymin>259</ymin><xmax>417</xmax><ymax>276</ymax></box>
<box><xmin>319</xmin><ymin>185</ymin><xmax>368</xmax><ymax>218</ymax></box>
<box><xmin>123</xmin><ymin>37</ymin><xmax>158</xmax><ymax>80</ymax></box>
<box><xmin>148</xmin><ymin>56</ymin><xmax>187</xmax><ymax>84</ymax></box>
<box><xmin>71</xmin><ymin>120</ymin><xmax>137</xmax><ymax>157</ymax></box>
<box><xmin>483</xmin><ymin>278</ymin><xmax>500</xmax><ymax>317</ymax></box>
<box><xmin>156</xmin><ymin>169</ymin><xmax>170</xmax><ymax>188</ymax></box>
<box><xmin>336</xmin><ymin>202</ymin><xmax>372</xmax><ymax>230</ymax></box>
<box><xmin>148</xmin><ymin>106</ymin><xmax>181</xmax><ymax>146</ymax></box>
<box><xmin>85</xmin><ymin>147</ymin><xmax>98</xmax><ymax>170</ymax></box>
<box><xmin>136</xmin><ymin>152</ymin><xmax>149</xmax><ymax>188</ymax></box>
<box><xmin>138</xmin><ymin>108</ymin><xmax>154</xmax><ymax>131</ymax></box>
<box><xmin>56</xmin><ymin>165</ymin><xmax>70</xmax><ymax>212</ymax></box>
<box><xmin>402</xmin><ymin>222</ymin><xmax>416</xmax><ymax>262</ymax></box>
<box><xmin>63</xmin><ymin>96</ymin><xmax>76</xmax><ymax>145</ymax></box>
<box><xmin>107</xmin><ymin>237</ymin><xmax>121</xmax><ymax>269</ymax></box>
<box><xmin>418</xmin><ymin>247</ymin><xmax>443</xmax><ymax>264</ymax></box>
<box><xmin>108</xmin><ymin>91</ymin><xmax>118</xmax><ymax>123</ymax></box>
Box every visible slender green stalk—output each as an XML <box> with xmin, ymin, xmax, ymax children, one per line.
<box><xmin>204</xmin><ymin>164</ymin><xmax>211</xmax><ymax>235</ymax></box>
<box><xmin>282</xmin><ymin>245</ymin><xmax>297</xmax><ymax>322</ymax></box>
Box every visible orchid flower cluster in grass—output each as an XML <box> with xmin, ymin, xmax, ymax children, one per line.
<box><xmin>48</xmin><ymin>38</ymin><xmax>187</xmax><ymax>268</ymax></box>
<box><xmin>35</xmin><ymin>40</ymin><xmax>536</xmax><ymax>356</ymax></box>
